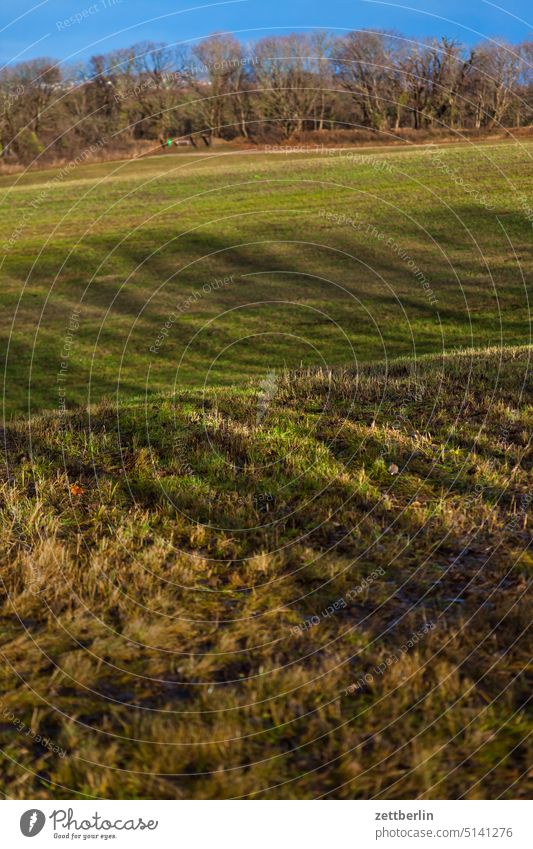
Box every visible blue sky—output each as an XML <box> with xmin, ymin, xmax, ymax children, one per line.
<box><xmin>1</xmin><ymin>0</ymin><xmax>532</xmax><ymax>66</ymax></box>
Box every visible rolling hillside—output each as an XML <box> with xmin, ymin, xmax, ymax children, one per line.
<box><xmin>1</xmin><ymin>141</ymin><xmax>532</xmax><ymax>418</ymax></box>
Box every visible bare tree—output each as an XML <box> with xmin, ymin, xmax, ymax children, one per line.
<box><xmin>252</xmin><ymin>34</ymin><xmax>319</xmax><ymax>137</ymax></box>
<box><xmin>334</xmin><ymin>31</ymin><xmax>394</xmax><ymax>131</ymax></box>
<box><xmin>187</xmin><ymin>33</ymin><xmax>245</xmax><ymax>138</ymax></box>
<box><xmin>475</xmin><ymin>41</ymin><xmax>524</xmax><ymax>128</ymax></box>
<box><xmin>400</xmin><ymin>38</ymin><xmax>475</xmax><ymax>129</ymax></box>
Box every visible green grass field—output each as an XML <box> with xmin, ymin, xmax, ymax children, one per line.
<box><xmin>1</xmin><ymin>140</ymin><xmax>531</xmax><ymax>417</ymax></box>
<box><xmin>0</xmin><ymin>141</ymin><xmax>531</xmax><ymax>799</ymax></box>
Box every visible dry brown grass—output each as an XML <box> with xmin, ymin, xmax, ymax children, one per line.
<box><xmin>0</xmin><ymin>346</ymin><xmax>531</xmax><ymax>798</ymax></box>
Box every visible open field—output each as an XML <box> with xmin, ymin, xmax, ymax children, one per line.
<box><xmin>1</xmin><ymin>140</ymin><xmax>532</xmax><ymax>418</ymax></box>
<box><xmin>0</xmin><ymin>140</ymin><xmax>531</xmax><ymax>799</ymax></box>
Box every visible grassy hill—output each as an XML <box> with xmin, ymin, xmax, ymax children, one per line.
<box><xmin>0</xmin><ymin>345</ymin><xmax>530</xmax><ymax>798</ymax></box>
<box><xmin>1</xmin><ymin>140</ymin><xmax>532</xmax><ymax>418</ymax></box>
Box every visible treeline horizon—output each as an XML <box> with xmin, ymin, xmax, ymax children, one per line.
<box><xmin>1</xmin><ymin>29</ymin><xmax>532</xmax><ymax>164</ymax></box>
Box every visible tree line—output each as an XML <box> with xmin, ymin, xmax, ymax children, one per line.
<box><xmin>1</xmin><ymin>31</ymin><xmax>532</xmax><ymax>164</ymax></box>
